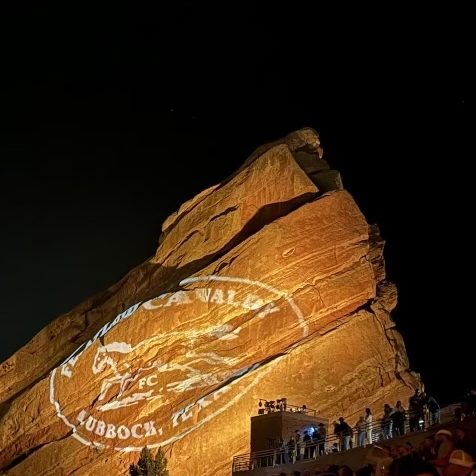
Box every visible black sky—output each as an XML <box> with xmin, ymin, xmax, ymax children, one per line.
<box><xmin>0</xmin><ymin>4</ymin><xmax>469</xmax><ymax>405</ymax></box>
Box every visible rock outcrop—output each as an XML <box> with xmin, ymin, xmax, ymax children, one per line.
<box><xmin>0</xmin><ymin>129</ymin><xmax>419</xmax><ymax>476</ymax></box>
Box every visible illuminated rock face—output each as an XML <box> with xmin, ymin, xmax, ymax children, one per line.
<box><xmin>0</xmin><ymin>129</ymin><xmax>419</xmax><ymax>475</ymax></box>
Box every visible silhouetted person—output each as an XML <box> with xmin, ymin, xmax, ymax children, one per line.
<box><xmin>442</xmin><ymin>450</ymin><xmax>475</xmax><ymax>476</ymax></box>
<box><xmin>288</xmin><ymin>436</ymin><xmax>296</xmax><ymax>462</ymax></box>
<box><xmin>317</xmin><ymin>422</ymin><xmax>327</xmax><ymax>455</ymax></box>
<box><xmin>303</xmin><ymin>430</ymin><xmax>312</xmax><ymax>459</ymax></box>
<box><xmin>355</xmin><ymin>464</ymin><xmax>373</xmax><ymax>476</ymax></box>
<box><xmin>335</xmin><ymin>417</ymin><xmax>352</xmax><ymax>450</ymax></box>
<box><xmin>356</xmin><ymin>416</ymin><xmax>366</xmax><ymax>447</ymax></box>
<box><xmin>277</xmin><ymin>436</ymin><xmax>286</xmax><ymax>464</ymax></box>
<box><xmin>392</xmin><ymin>400</ymin><xmax>406</xmax><ymax>436</ymax></box>
<box><xmin>463</xmin><ymin>388</ymin><xmax>476</xmax><ymax>416</ymax></box>
<box><xmin>382</xmin><ymin>403</ymin><xmax>394</xmax><ymax>439</ymax></box>
<box><xmin>295</xmin><ymin>430</ymin><xmax>302</xmax><ymax>460</ymax></box>
<box><xmin>426</xmin><ymin>395</ymin><xmax>440</xmax><ymax>425</ymax></box>
<box><xmin>338</xmin><ymin>465</ymin><xmax>354</xmax><ymax>476</ymax></box>
<box><xmin>453</xmin><ymin>428</ymin><xmax>476</xmax><ymax>459</ymax></box>
<box><xmin>409</xmin><ymin>389</ymin><xmax>423</xmax><ymax>432</ymax></box>
<box><xmin>431</xmin><ymin>429</ymin><xmax>454</xmax><ymax>469</ymax></box>
<box><xmin>367</xmin><ymin>445</ymin><xmax>392</xmax><ymax>476</ymax></box>
<box><xmin>328</xmin><ymin>464</ymin><xmax>340</xmax><ymax>474</ymax></box>
<box><xmin>365</xmin><ymin>408</ymin><xmax>373</xmax><ymax>445</ymax></box>
<box><xmin>419</xmin><ymin>435</ymin><xmax>436</xmax><ymax>462</ymax></box>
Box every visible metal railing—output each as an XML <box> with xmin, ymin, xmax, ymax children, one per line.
<box><xmin>232</xmin><ymin>404</ymin><xmax>458</xmax><ymax>473</ymax></box>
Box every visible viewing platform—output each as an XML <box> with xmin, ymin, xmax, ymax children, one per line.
<box><xmin>232</xmin><ymin>404</ymin><xmax>474</xmax><ymax>475</ymax></box>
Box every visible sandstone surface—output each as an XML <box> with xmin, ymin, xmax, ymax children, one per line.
<box><xmin>0</xmin><ymin>129</ymin><xmax>419</xmax><ymax>475</ymax></box>
<box><xmin>0</xmin><ymin>143</ymin><xmax>316</xmax><ymax>405</ymax></box>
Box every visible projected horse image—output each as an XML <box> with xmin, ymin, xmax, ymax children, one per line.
<box><xmin>90</xmin><ymin>327</ymin><xmax>241</xmax><ymax>413</ymax></box>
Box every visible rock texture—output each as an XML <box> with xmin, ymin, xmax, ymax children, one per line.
<box><xmin>0</xmin><ymin>142</ymin><xmax>316</xmax><ymax>406</ymax></box>
<box><xmin>0</xmin><ymin>129</ymin><xmax>419</xmax><ymax>476</ymax></box>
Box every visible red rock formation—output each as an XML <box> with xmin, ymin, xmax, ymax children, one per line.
<box><xmin>0</xmin><ymin>129</ymin><xmax>419</xmax><ymax>475</ymax></box>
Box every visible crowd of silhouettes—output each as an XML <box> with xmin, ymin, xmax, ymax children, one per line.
<box><xmin>271</xmin><ymin>424</ymin><xmax>328</xmax><ymax>465</ymax></box>
<box><xmin>340</xmin><ymin>390</ymin><xmax>443</xmax><ymax>450</ymax></box>
<box><xmin>251</xmin><ymin>388</ymin><xmax>476</xmax><ymax>474</ymax></box>
<box><xmin>270</xmin><ymin>424</ymin><xmax>476</xmax><ymax>476</ymax></box>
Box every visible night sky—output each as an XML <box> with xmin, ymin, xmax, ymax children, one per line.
<box><xmin>0</xmin><ymin>4</ymin><xmax>468</xmax><ymax>406</ymax></box>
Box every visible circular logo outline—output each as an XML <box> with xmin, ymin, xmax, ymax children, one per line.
<box><xmin>49</xmin><ymin>275</ymin><xmax>307</xmax><ymax>451</ymax></box>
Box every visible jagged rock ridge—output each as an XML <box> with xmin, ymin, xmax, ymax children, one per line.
<box><xmin>0</xmin><ymin>128</ymin><xmax>419</xmax><ymax>476</ymax></box>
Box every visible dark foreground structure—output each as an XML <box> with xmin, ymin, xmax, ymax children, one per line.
<box><xmin>232</xmin><ymin>404</ymin><xmax>476</xmax><ymax>476</ymax></box>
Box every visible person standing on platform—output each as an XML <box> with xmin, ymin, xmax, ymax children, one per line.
<box><xmin>365</xmin><ymin>408</ymin><xmax>374</xmax><ymax>446</ymax></box>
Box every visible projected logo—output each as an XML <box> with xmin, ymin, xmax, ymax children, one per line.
<box><xmin>49</xmin><ymin>275</ymin><xmax>307</xmax><ymax>451</ymax></box>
